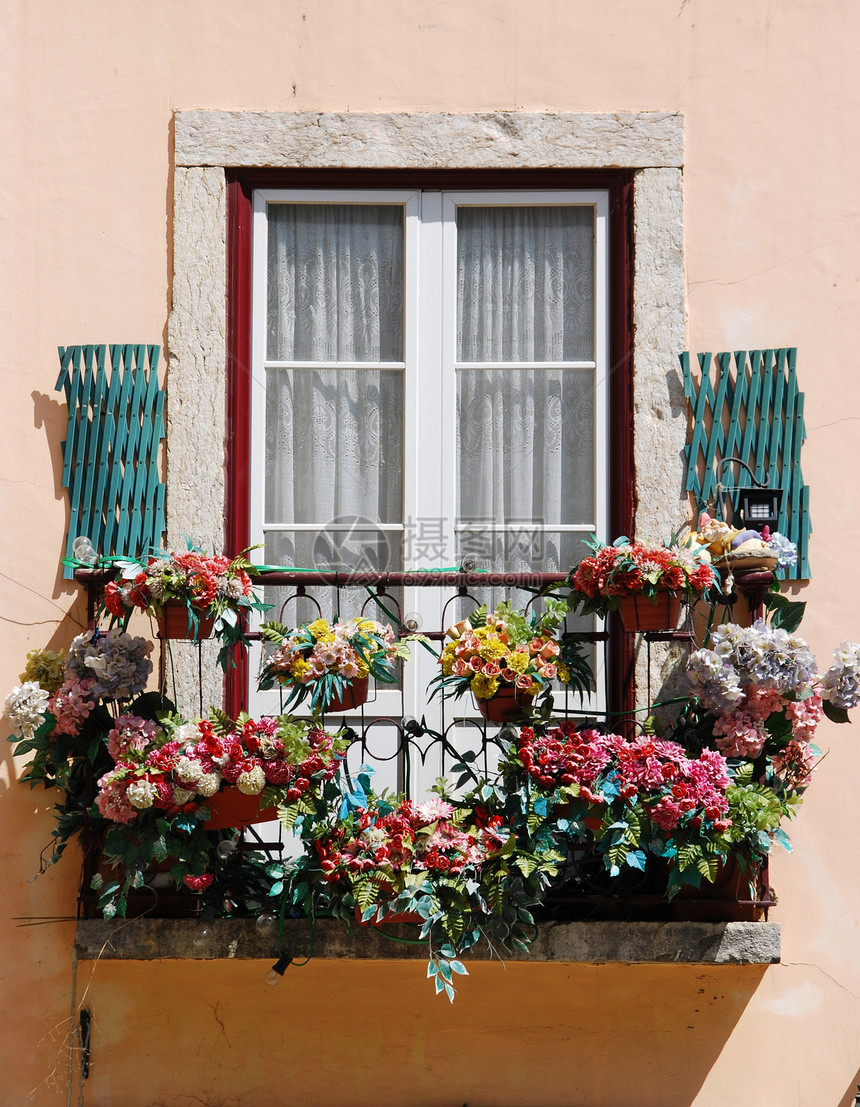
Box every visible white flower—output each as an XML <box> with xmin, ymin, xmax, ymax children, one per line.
<box><xmin>236</xmin><ymin>765</ymin><xmax>266</xmax><ymax>795</ymax></box>
<box><xmin>5</xmin><ymin>682</ymin><xmax>50</xmax><ymax>739</ymax></box>
<box><xmin>174</xmin><ymin>722</ymin><xmax>199</xmax><ymax>744</ymax></box>
<box><xmin>194</xmin><ymin>772</ymin><xmax>221</xmax><ymax>798</ymax></box>
<box><xmin>257</xmin><ymin>733</ymin><xmax>280</xmax><ymax>759</ymax></box>
<box><xmin>127</xmin><ymin>780</ymin><xmax>158</xmax><ymax>809</ymax></box>
<box><xmin>175</xmin><ymin>756</ymin><xmax>203</xmax><ymax>785</ymax></box>
<box><xmin>360</xmin><ymin>826</ymin><xmax>389</xmax><ymax>850</ymax></box>
<box><xmin>172</xmin><ymin>786</ymin><xmax>196</xmax><ymax>806</ymax></box>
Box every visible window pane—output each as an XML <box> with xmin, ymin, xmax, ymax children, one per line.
<box><xmin>267</xmin><ymin>204</ymin><xmax>404</xmax><ymax>362</ymax></box>
<box><xmin>457</xmin><ymin>369</ymin><xmax>595</xmax><ymax>527</ymax></box>
<box><xmin>265</xmin><ymin>368</ymin><xmax>403</xmax><ymax>526</ymax></box>
<box><xmin>262</xmin><ymin>530</ymin><xmax>404</xmax><ymax>625</ymax></box>
<box><xmin>456</xmin><ymin>206</ymin><xmax>594</xmax><ymax>362</ymax></box>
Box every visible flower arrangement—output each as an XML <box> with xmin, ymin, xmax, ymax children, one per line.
<box><xmin>103</xmin><ymin>545</ymin><xmax>269</xmax><ymax>662</ymax></box>
<box><xmin>502</xmin><ymin>721</ymin><xmax>735</xmax><ymax>895</ymax></box>
<box><xmin>429</xmin><ymin>598</ymin><xmax>590</xmax><ymax>713</ymax></box>
<box><xmin>283</xmin><ymin>771</ymin><xmax>562</xmax><ymax>999</ymax></box>
<box><xmin>6</xmin><ymin>629</ymin><xmax>156</xmax><ymax>874</ymax></box>
<box><xmin>682</xmin><ymin>619</ymin><xmax>860</xmax><ymax>772</ymax></box>
<box><xmin>258</xmin><ymin>617</ymin><xmax>412</xmax><ymax>714</ymax></box>
<box><xmin>5</xmin><ymin>628</ymin><xmax>347</xmax><ymax>917</ymax></box>
<box><xmin>565</xmin><ymin>535</ymin><xmax>716</xmax><ymax>619</ymax></box>
<box><xmin>92</xmin><ymin>711</ymin><xmax>347</xmax><ymax>915</ymax></box>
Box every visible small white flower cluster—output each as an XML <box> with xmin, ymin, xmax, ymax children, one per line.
<box><xmin>820</xmin><ymin>641</ymin><xmax>860</xmax><ymax>709</ymax></box>
<box><xmin>5</xmin><ymin>682</ymin><xmax>50</xmax><ymax>739</ymax></box>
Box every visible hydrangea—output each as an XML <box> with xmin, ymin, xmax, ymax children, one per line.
<box><xmin>766</xmin><ymin>532</ymin><xmax>798</xmax><ymax>569</ymax></box>
<box><xmin>689</xmin><ymin>621</ymin><xmax>817</xmax><ymax>708</ymax></box>
<box><xmin>19</xmin><ymin>648</ymin><xmax>66</xmax><ymax>695</ymax></box>
<box><xmin>5</xmin><ymin>682</ymin><xmax>50</xmax><ymax>739</ymax></box>
<box><xmin>820</xmin><ymin>641</ymin><xmax>860</xmax><ymax>709</ymax></box>
<box><xmin>65</xmin><ymin>629</ymin><xmax>152</xmax><ymax>700</ymax></box>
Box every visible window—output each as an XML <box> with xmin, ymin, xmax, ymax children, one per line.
<box><xmin>244</xmin><ymin>187</ymin><xmax>610</xmax><ymax>723</ymax></box>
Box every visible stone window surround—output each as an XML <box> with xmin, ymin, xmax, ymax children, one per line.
<box><xmin>167</xmin><ymin>110</ymin><xmax>687</xmax><ymax>707</ymax></box>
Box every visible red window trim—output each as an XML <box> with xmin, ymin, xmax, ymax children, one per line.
<box><xmin>224</xmin><ymin>168</ymin><xmax>635</xmax><ymax>720</ymax></box>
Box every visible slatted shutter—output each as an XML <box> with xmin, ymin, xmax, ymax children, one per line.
<box><xmin>56</xmin><ymin>344</ymin><xmax>166</xmax><ymax>578</ymax></box>
<box><xmin>682</xmin><ymin>347</ymin><xmax>810</xmax><ymax>579</ymax></box>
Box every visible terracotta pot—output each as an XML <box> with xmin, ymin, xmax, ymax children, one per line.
<box><xmin>86</xmin><ymin>854</ymin><xmax>202</xmax><ymax>920</ymax></box>
<box><xmin>155</xmin><ymin>600</ymin><xmax>215</xmax><ymax>641</ymax></box>
<box><xmin>616</xmin><ymin>591</ymin><xmax>681</xmax><ymax>633</ymax></box>
<box><xmin>203</xmin><ymin>788</ymin><xmax>280</xmax><ymax>831</ymax></box>
<box><xmin>325</xmin><ymin>675</ymin><xmax>369</xmax><ymax>714</ymax></box>
<box><xmin>671</xmin><ymin>856</ymin><xmax>768</xmax><ymax>923</ymax></box>
<box><xmin>475</xmin><ymin>687</ymin><xmax>534</xmax><ymax>724</ymax></box>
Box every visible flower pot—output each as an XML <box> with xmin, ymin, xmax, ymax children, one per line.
<box><xmin>203</xmin><ymin>788</ymin><xmax>280</xmax><ymax>831</ymax></box>
<box><xmin>671</xmin><ymin>856</ymin><xmax>768</xmax><ymax>923</ymax></box>
<box><xmin>325</xmin><ymin>676</ymin><xmax>369</xmax><ymax>714</ymax></box>
<box><xmin>155</xmin><ymin>600</ymin><xmax>215</xmax><ymax>641</ymax></box>
<box><xmin>616</xmin><ymin>591</ymin><xmax>681</xmax><ymax>633</ymax></box>
<box><xmin>475</xmin><ymin>687</ymin><xmax>534</xmax><ymax>724</ymax></box>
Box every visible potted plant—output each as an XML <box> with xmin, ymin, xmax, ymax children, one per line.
<box><xmin>500</xmin><ymin>720</ymin><xmax>739</xmax><ymax>904</ymax></box>
<box><xmin>429</xmin><ymin>599</ymin><xmax>591</xmax><ymax>723</ymax></box>
<box><xmin>564</xmin><ymin>535</ymin><xmax>716</xmax><ymax>632</ymax></box>
<box><xmin>258</xmin><ymin>616</ymin><xmax>412</xmax><ymax>715</ymax></box>
<box><xmin>281</xmin><ymin>769</ymin><xmax>563</xmax><ymax>999</ymax></box>
<box><xmin>103</xmin><ymin>545</ymin><xmax>269</xmax><ymax>664</ymax></box>
<box><xmin>5</xmin><ymin>629</ymin><xmax>347</xmax><ymax>918</ymax></box>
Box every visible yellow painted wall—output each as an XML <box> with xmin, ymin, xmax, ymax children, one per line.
<box><xmin>2</xmin><ymin>2</ymin><xmax>860</xmax><ymax>1104</ymax></box>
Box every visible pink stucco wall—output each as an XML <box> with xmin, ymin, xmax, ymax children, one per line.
<box><xmin>2</xmin><ymin>2</ymin><xmax>859</xmax><ymax>1104</ymax></box>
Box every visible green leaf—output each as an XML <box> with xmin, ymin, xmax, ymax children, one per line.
<box><xmin>823</xmin><ymin>700</ymin><xmax>851</xmax><ymax>725</ymax></box>
<box><xmin>767</xmin><ymin>596</ymin><xmax>806</xmax><ymax>633</ymax></box>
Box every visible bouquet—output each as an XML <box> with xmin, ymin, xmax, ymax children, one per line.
<box><xmin>503</xmin><ymin>720</ymin><xmax>735</xmax><ymax>895</ymax></box>
<box><xmin>565</xmin><ymin>535</ymin><xmax>716</xmax><ymax>619</ymax></box>
<box><xmin>284</xmin><ymin>772</ymin><xmax>562</xmax><ymax>999</ymax></box>
<box><xmin>103</xmin><ymin>545</ymin><xmax>269</xmax><ymax>661</ymax></box>
<box><xmin>429</xmin><ymin>599</ymin><xmax>591</xmax><ymax>710</ymax></box>
<box><xmin>258</xmin><ymin>616</ymin><xmax>412</xmax><ymax>714</ymax></box>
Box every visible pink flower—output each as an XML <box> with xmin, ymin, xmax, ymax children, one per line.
<box><xmin>183</xmin><ymin>873</ymin><xmax>214</xmax><ymax>891</ymax></box>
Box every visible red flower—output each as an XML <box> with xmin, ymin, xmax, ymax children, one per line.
<box><xmin>183</xmin><ymin>873</ymin><xmax>214</xmax><ymax>891</ymax></box>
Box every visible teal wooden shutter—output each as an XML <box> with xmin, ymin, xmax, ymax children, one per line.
<box><xmin>56</xmin><ymin>344</ymin><xmax>166</xmax><ymax>578</ymax></box>
<box><xmin>681</xmin><ymin>347</ymin><xmax>810</xmax><ymax>580</ymax></box>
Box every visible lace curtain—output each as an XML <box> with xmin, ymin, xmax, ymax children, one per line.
<box><xmin>456</xmin><ymin>206</ymin><xmax>596</xmax><ymax>575</ymax></box>
<box><xmin>265</xmin><ymin>205</ymin><xmax>404</xmax><ymax>572</ymax></box>
<box><xmin>263</xmin><ymin>201</ymin><xmax>595</xmax><ymax>576</ymax></box>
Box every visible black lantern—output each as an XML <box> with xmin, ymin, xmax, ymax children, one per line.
<box><xmin>719</xmin><ymin>457</ymin><xmax>783</xmax><ymax>534</ymax></box>
<box><xmin>737</xmin><ymin>485</ymin><xmax>783</xmax><ymax>533</ymax></box>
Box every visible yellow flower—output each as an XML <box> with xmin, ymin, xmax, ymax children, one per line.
<box><xmin>307</xmin><ymin>618</ymin><xmax>333</xmax><ymax>641</ymax></box>
<box><xmin>471</xmin><ymin>673</ymin><xmax>501</xmax><ymax>700</ymax></box>
<box><xmin>289</xmin><ymin>657</ymin><xmax>311</xmax><ymax>682</ymax></box>
<box><xmin>506</xmin><ymin>652</ymin><xmax>530</xmax><ymax>675</ymax></box>
<box><xmin>20</xmin><ymin>648</ymin><xmax>66</xmax><ymax>694</ymax></box>
<box><xmin>557</xmin><ymin>662</ymin><xmax>571</xmax><ymax>685</ymax></box>
<box><xmin>440</xmin><ymin>644</ymin><xmax>457</xmax><ymax>676</ymax></box>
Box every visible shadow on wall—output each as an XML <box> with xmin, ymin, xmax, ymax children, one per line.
<box><xmin>78</xmin><ymin>958</ymin><xmax>771</xmax><ymax>1107</ymax></box>
<box><xmin>839</xmin><ymin>1070</ymin><xmax>860</xmax><ymax>1107</ymax></box>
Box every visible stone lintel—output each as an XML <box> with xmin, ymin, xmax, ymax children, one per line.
<box><xmin>174</xmin><ymin>110</ymin><xmax>684</xmax><ymax>170</ymax></box>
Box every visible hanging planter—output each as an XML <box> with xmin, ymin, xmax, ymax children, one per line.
<box><xmin>475</xmin><ymin>687</ymin><xmax>534</xmax><ymax>724</ymax></box>
<box><xmin>616</xmin><ymin>591</ymin><xmax>681</xmax><ymax>633</ymax></box>
<box><xmin>155</xmin><ymin>600</ymin><xmax>215</xmax><ymax>641</ymax></box>
<box><xmin>325</xmin><ymin>676</ymin><xmax>369</xmax><ymax>715</ymax></box>
<box><xmin>204</xmin><ymin>788</ymin><xmax>280</xmax><ymax>831</ymax></box>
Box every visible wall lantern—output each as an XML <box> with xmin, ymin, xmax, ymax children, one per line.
<box><xmin>719</xmin><ymin>457</ymin><xmax>783</xmax><ymax>534</ymax></box>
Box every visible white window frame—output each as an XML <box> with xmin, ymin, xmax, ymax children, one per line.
<box><xmin>246</xmin><ymin>187</ymin><xmax>610</xmax><ymax>733</ymax></box>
